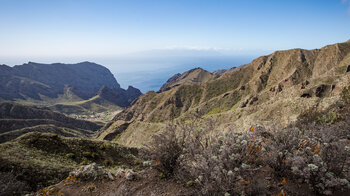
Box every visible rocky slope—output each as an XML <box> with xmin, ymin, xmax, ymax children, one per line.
<box><xmin>102</xmin><ymin>40</ymin><xmax>350</xmax><ymax>147</ymax></box>
<box><xmin>0</xmin><ymin>62</ymin><xmax>142</xmax><ymax>114</ymax></box>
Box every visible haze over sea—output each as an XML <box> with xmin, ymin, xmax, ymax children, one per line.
<box><xmin>1</xmin><ymin>51</ymin><xmax>260</xmax><ymax>93</ymax></box>
<box><xmin>1</xmin><ymin>0</ymin><xmax>349</xmax><ymax>92</ymax></box>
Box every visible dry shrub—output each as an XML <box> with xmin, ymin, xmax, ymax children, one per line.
<box><xmin>264</xmin><ymin>121</ymin><xmax>350</xmax><ymax>194</ymax></box>
<box><xmin>286</xmin><ymin>126</ymin><xmax>350</xmax><ymax>194</ymax></box>
<box><xmin>142</xmin><ymin>123</ymin><xmax>187</xmax><ymax>175</ymax></box>
<box><xmin>145</xmin><ymin>114</ymin><xmax>350</xmax><ymax>195</ymax></box>
<box><xmin>144</xmin><ymin>119</ymin><xmax>268</xmax><ymax>195</ymax></box>
<box><xmin>263</xmin><ymin>128</ymin><xmax>302</xmax><ymax>177</ymax></box>
<box><xmin>176</xmin><ymin>128</ymin><xmax>267</xmax><ymax>195</ymax></box>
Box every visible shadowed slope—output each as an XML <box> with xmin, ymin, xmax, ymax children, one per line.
<box><xmin>0</xmin><ymin>102</ymin><xmax>102</xmax><ymax>143</ymax></box>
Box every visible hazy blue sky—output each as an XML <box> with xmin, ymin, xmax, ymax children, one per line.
<box><xmin>1</xmin><ymin>0</ymin><xmax>349</xmax><ymax>58</ymax></box>
<box><xmin>0</xmin><ymin>0</ymin><xmax>350</xmax><ymax>91</ymax></box>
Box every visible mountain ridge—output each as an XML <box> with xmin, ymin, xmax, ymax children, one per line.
<box><xmin>1</xmin><ymin>61</ymin><xmax>120</xmax><ymax>100</ymax></box>
<box><xmin>101</xmin><ymin>40</ymin><xmax>350</xmax><ymax>147</ymax></box>
<box><xmin>0</xmin><ymin>61</ymin><xmax>142</xmax><ymax>114</ymax></box>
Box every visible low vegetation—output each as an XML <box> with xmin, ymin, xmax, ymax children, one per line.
<box><xmin>144</xmin><ymin>111</ymin><xmax>350</xmax><ymax>195</ymax></box>
<box><xmin>0</xmin><ymin>132</ymin><xmax>139</xmax><ymax>195</ymax></box>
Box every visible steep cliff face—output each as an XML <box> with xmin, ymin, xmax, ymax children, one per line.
<box><xmin>102</xmin><ymin>40</ymin><xmax>350</xmax><ymax>147</ymax></box>
<box><xmin>0</xmin><ymin>62</ymin><xmax>121</xmax><ymax>100</ymax></box>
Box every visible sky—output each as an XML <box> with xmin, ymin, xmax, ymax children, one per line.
<box><xmin>0</xmin><ymin>0</ymin><xmax>350</xmax><ymax>91</ymax></box>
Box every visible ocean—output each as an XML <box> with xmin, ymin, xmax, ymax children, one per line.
<box><xmin>111</xmin><ymin>55</ymin><xmax>256</xmax><ymax>93</ymax></box>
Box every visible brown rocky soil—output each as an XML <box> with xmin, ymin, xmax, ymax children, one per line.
<box><xmin>37</xmin><ymin>169</ymin><xmax>195</xmax><ymax>196</ymax></box>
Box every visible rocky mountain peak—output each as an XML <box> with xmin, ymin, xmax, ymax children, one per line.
<box><xmin>159</xmin><ymin>67</ymin><xmax>214</xmax><ymax>92</ymax></box>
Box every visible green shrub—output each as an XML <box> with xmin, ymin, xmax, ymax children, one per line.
<box><xmin>159</xmin><ymin>173</ymin><xmax>165</xmax><ymax>179</ymax></box>
<box><xmin>99</xmin><ymin>142</ymin><xmax>112</xmax><ymax>150</ymax></box>
<box><xmin>65</xmin><ymin>153</ymin><xmax>75</xmax><ymax>159</ymax></box>
<box><xmin>91</xmin><ymin>152</ymin><xmax>99</xmax><ymax>159</ymax></box>
<box><xmin>103</xmin><ymin>159</ymin><xmax>114</xmax><ymax>166</ymax></box>
<box><xmin>80</xmin><ymin>158</ymin><xmax>89</xmax><ymax>165</ymax></box>
<box><xmin>186</xmin><ymin>180</ymin><xmax>194</xmax><ymax>186</ymax></box>
<box><xmin>134</xmin><ymin>159</ymin><xmax>142</xmax><ymax>165</ymax></box>
<box><xmin>49</xmin><ymin>134</ymin><xmax>59</xmax><ymax>139</ymax></box>
<box><xmin>82</xmin><ymin>151</ymin><xmax>91</xmax><ymax>158</ymax></box>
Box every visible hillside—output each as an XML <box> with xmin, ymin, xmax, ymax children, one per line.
<box><xmin>101</xmin><ymin>40</ymin><xmax>350</xmax><ymax>147</ymax></box>
<box><xmin>50</xmin><ymin>86</ymin><xmax>141</xmax><ymax>115</ymax></box>
<box><xmin>0</xmin><ymin>102</ymin><xmax>101</xmax><ymax>143</ymax></box>
<box><xmin>0</xmin><ymin>62</ymin><xmax>142</xmax><ymax>114</ymax></box>
<box><xmin>0</xmin><ymin>132</ymin><xmax>139</xmax><ymax>194</ymax></box>
<box><xmin>2</xmin><ymin>40</ymin><xmax>350</xmax><ymax>196</ymax></box>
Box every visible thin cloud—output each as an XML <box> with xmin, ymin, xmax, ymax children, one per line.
<box><xmin>163</xmin><ymin>45</ymin><xmax>227</xmax><ymax>51</ymax></box>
